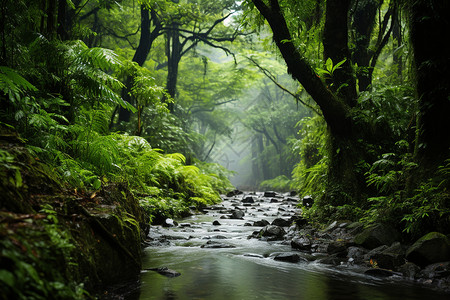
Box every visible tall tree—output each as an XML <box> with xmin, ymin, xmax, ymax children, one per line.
<box><xmin>247</xmin><ymin>0</ymin><xmax>396</xmax><ymax>204</ymax></box>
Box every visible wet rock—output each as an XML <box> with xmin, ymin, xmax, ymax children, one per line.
<box><xmin>419</xmin><ymin>261</ymin><xmax>450</xmax><ymax>279</ymax></box>
<box><xmin>201</xmin><ymin>240</ymin><xmax>236</xmax><ymax>248</ymax></box>
<box><xmin>316</xmin><ymin>254</ymin><xmax>345</xmax><ymax>265</ymax></box>
<box><xmin>230</xmin><ymin>209</ymin><xmax>245</xmax><ymax>219</ymax></box>
<box><xmin>291</xmin><ymin>236</ymin><xmax>311</xmax><ymax>251</ymax></box>
<box><xmin>326</xmin><ymin>241</ymin><xmax>347</xmax><ymax>255</ymax></box>
<box><xmin>271</xmin><ymin>218</ymin><xmax>291</xmax><ymax>227</ymax></box>
<box><xmin>302</xmin><ymin>196</ymin><xmax>314</xmax><ymax>208</ymax></box>
<box><xmin>354</xmin><ymin>223</ymin><xmax>400</xmax><ymax>249</ymax></box>
<box><xmin>406</xmin><ymin>232</ymin><xmax>450</xmax><ymax>267</ymax></box>
<box><xmin>399</xmin><ymin>262</ymin><xmax>421</xmax><ymax>279</ymax></box>
<box><xmin>162</xmin><ymin>218</ymin><xmax>178</xmax><ymax>227</ymax></box>
<box><xmin>273</xmin><ymin>252</ymin><xmax>302</xmax><ymax>263</ymax></box>
<box><xmin>202</xmin><ymin>235</ymin><xmax>227</xmax><ymax>240</ymax></box>
<box><xmin>244</xmin><ymin>222</ymin><xmax>252</xmax><ymax>226</ymax></box>
<box><xmin>145</xmin><ymin>267</ymin><xmax>181</xmax><ymax>278</ymax></box>
<box><xmin>179</xmin><ymin>223</ymin><xmax>191</xmax><ymax>227</ymax></box>
<box><xmin>347</xmin><ymin>222</ymin><xmax>364</xmax><ymax>235</ymax></box>
<box><xmin>364</xmin><ymin>268</ymin><xmax>398</xmax><ymax>278</ymax></box>
<box><xmin>226</xmin><ymin>190</ymin><xmax>243</xmax><ymax>197</ymax></box>
<box><xmin>259</xmin><ymin>225</ymin><xmax>286</xmax><ymax>241</ymax></box>
<box><xmin>270</xmin><ymin>198</ymin><xmax>279</xmax><ymax>203</ymax></box>
<box><xmin>369</xmin><ymin>242</ymin><xmax>405</xmax><ymax>270</ymax></box>
<box><xmin>212</xmin><ymin>220</ymin><xmax>221</xmax><ymax>226</ymax></box>
<box><xmin>161</xmin><ymin>235</ymin><xmax>188</xmax><ymax>240</ymax></box>
<box><xmin>264</xmin><ymin>191</ymin><xmax>277</xmax><ymax>197</ymax></box>
<box><xmin>242</xmin><ymin>196</ymin><xmax>255</xmax><ymax>203</ymax></box>
<box><xmin>347</xmin><ymin>246</ymin><xmax>367</xmax><ymax>264</ymax></box>
<box><xmin>253</xmin><ymin>219</ymin><xmax>270</xmax><ymax>227</ymax></box>
<box><xmin>243</xmin><ymin>253</ymin><xmax>264</xmax><ymax>258</ymax></box>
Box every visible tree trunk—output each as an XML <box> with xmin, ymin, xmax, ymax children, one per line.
<box><xmin>410</xmin><ymin>0</ymin><xmax>450</xmax><ymax>178</ymax></box>
<box><xmin>352</xmin><ymin>0</ymin><xmax>379</xmax><ymax>92</ymax></box>
<box><xmin>164</xmin><ymin>24</ymin><xmax>181</xmax><ymax>112</ymax></box>
<box><xmin>323</xmin><ymin>0</ymin><xmax>357</xmax><ymax>104</ymax></box>
<box><xmin>252</xmin><ymin>0</ymin><xmax>368</xmax><ymax>203</ymax></box>
<box><xmin>118</xmin><ymin>7</ymin><xmax>161</xmax><ymax>124</ymax></box>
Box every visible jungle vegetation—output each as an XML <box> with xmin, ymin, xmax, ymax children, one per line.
<box><xmin>0</xmin><ymin>0</ymin><xmax>449</xmax><ymax>269</ymax></box>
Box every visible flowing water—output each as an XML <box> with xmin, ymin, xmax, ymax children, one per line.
<box><xmin>121</xmin><ymin>192</ymin><xmax>449</xmax><ymax>300</ymax></box>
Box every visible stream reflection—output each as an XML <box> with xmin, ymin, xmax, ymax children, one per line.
<box><xmin>125</xmin><ymin>193</ymin><xmax>449</xmax><ymax>300</ymax></box>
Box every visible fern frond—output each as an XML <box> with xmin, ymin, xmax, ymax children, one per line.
<box><xmin>0</xmin><ymin>66</ymin><xmax>37</xmax><ymax>102</ymax></box>
<box><xmin>165</xmin><ymin>153</ymin><xmax>186</xmax><ymax>164</ymax></box>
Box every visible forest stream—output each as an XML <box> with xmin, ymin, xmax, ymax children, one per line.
<box><xmin>110</xmin><ymin>192</ymin><xmax>449</xmax><ymax>300</ymax></box>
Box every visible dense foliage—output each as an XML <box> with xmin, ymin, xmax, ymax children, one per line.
<box><xmin>240</xmin><ymin>0</ymin><xmax>449</xmax><ymax>239</ymax></box>
<box><xmin>1</xmin><ymin>0</ymin><xmax>450</xmax><ymax>297</ymax></box>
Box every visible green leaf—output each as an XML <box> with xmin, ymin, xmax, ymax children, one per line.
<box><xmin>325</xmin><ymin>57</ymin><xmax>333</xmax><ymax>73</ymax></box>
<box><xmin>332</xmin><ymin>58</ymin><xmax>347</xmax><ymax>72</ymax></box>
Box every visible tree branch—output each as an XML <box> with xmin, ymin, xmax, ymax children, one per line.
<box><xmin>247</xmin><ymin>56</ymin><xmax>322</xmax><ymax>115</ymax></box>
<box><xmin>251</xmin><ymin>0</ymin><xmax>350</xmax><ymax>135</ymax></box>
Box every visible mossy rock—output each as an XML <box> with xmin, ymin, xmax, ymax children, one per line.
<box><xmin>406</xmin><ymin>232</ymin><xmax>450</xmax><ymax>267</ymax></box>
<box><xmin>354</xmin><ymin>224</ymin><xmax>400</xmax><ymax>249</ymax></box>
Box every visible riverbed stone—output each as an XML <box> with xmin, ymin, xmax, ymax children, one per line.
<box><xmin>419</xmin><ymin>261</ymin><xmax>450</xmax><ymax>279</ymax></box>
<box><xmin>162</xmin><ymin>218</ymin><xmax>178</xmax><ymax>227</ymax></box>
<box><xmin>264</xmin><ymin>191</ymin><xmax>277</xmax><ymax>197</ymax></box>
<box><xmin>363</xmin><ymin>242</ymin><xmax>405</xmax><ymax>270</ymax></box>
<box><xmin>242</xmin><ymin>196</ymin><xmax>255</xmax><ymax>203</ymax></box>
<box><xmin>316</xmin><ymin>254</ymin><xmax>345</xmax><ymax>265</ymax></box>
<box><xmin>406</xmin><ymin>232</ymin><xmax>450</xmax><ymax>267</ymax></box>
<box><xmin>398</xmin><ymin>262</ymin><xmax>421</xmax><ymax>279</ymax></box>
<box><xmin>326</xmin><ymin>241</ymin><xmax>347</xmax><ymax>255</ymax></box>
<box><xmin>291</xmin><ymin>236</ymin><xmax>311</xmax><ymax>251</ymax></box>
<box><xmin>254</xmin><ymin>219</ymin><xmax>270</xmax><ymax>227</ymax></box>
<box><xmin>271</xmin><ymin>218</ymin><xmax>291</xmax><ymax>227</ymax></box>
<box><xmin>364</xmin><ymin>268</ymin><xmax>397</xmax><ymax>278</ymax></box>
<box><xmin>354</xmin><ymin>223</ymin><xmax>400</xmax><ymax>249</ymax></box>
<box><xmin>226</xmin><ymin>190</ymin><xmax>243</xmax><ymax>197</ymax></box>
<box><xmin>243</xmin><ymin>253</ymin><xmax>264</xmax><ymax>258</ymax></box>
<box><xmin>230</xmin><ymin>209</ymin><xmax>245</xmax><ymax>219</ymax></box>
<box><xmin>201</xmin><ymin>240</ymin><xmax>236</xmax><ymax>248</ymax></box>
<box><xmin>273</xmin><ymin>252</ymin><xmax>302</xmax><ymax>263</ymax></box>
<box><xmin>212</xmin><ymin>220</ymin><xmax>221</xmax><ymax>226</ymax></box>
<box><xmin>259</xmin><ymin>225</ymin><xmax>286</xmax><ymax>240</ymax></box>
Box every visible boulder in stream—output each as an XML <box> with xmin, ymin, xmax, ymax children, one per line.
<box><xmin>406</xmin><ymin>232</ymin><xmax>450</xmax><ymax>267</ymax></box>
<box><xmin>253</xmin><ymin>219</ymin><xmax>270</xmax><ymax>227</ymax></box>
<box><xmin>272</xmin><ymin>252</ymin><xmax>302</xmax><ymax>263</ymax></box>
<box><xmin>226</xmin><ymin>190</ymin><xmax>243</xmax><ymax>197</ymax></box>
<box><xmin>230</xmin><ymin>209</ymin><xmax>245</xmax><ymax>219</ymax></box>
<box><xmin>259</xmin><ymin>225</ymin><xmax>286</xmax><ymax>241</ymax></box>
<box><xmin>353</xmin><ymin>223</ymin><xmax>400</xmax><ymax>249</ymax></box>
<box><xmin>162</xmin><ymin>218</ymin><xmax>178</xmax><ymax>227</ymax></box>
<box><xmin>201</xmin><ymin>240</ymin><xmax>236</xmax><ymax>249</ymax></box>
<box><xmin>145</xmin><ymin>267</ymin><xmax>181</xmax><ymax>278</ymax></box>
<box><xmin>291</xmin><ymin>236</ymin><xmax>311</xmax><ymax>251</ymax></box>
<box><xmin>271</xmin><ymin>218</ymin><xmax>291</xmax><ymax>227</ymax></box>
<box><xmin>242</xmin><ymin>196</ymin><xmax>255</xmax><ymax>203</ymax></box>
<box><xmin>263</xmin><ymin>191</ymin><xmax>277</xmax><ymax>197</ymax></box>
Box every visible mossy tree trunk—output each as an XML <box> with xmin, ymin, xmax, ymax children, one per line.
<box><xmin>251</xmin><ymin>0</ymin><xmax>390</xmax><ymax>204</ymax></box>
